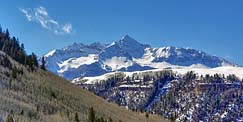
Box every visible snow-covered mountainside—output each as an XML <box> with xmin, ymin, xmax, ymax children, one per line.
<box><xmin>43</xmin><ymin>35</ymin><xmax>237</xmax><ymax>80</ymax></box>
<box><xmin>76</xmin><ymin>66</ymin><xmax>243</xmax><ymax>84</ymax></box>
<box><xmin>80</xmin><ymin>70</ymin><xmax>243</xmax><ymax>121</ymax></box>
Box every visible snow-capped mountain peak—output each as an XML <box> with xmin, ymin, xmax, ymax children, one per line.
<box><xmin>120</xmin><ymin>35</ymin><xmax>138</xmax><ymax>43</ymax></box>
<box><xmin>43</xmin><ymin>35</ymin><xmax>237</xmax><ymax>80</ymax></box>
<box><xmin>62</xmin><ymin>42</ymin><xmax>85</xmax><ymax>51</ymax></box>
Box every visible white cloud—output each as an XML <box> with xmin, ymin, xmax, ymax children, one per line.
<box><xmin>19</xmin><ymin>6</ymin><xmax>73</xmax><ymax>35</ymax></box>
<box><xmin>36</xmin><ymin>7</ymin><xmax>48</xmax><ymax>17</ymax></box>
<box><xmin>62</xmin><ymin>23</ymin><xmax>72</xmax><ymax>33</ymax></box>
<box><xmin>19</xmin><ymin>8</ymin><xmax>33</xmax><ymax>21</ymax></box>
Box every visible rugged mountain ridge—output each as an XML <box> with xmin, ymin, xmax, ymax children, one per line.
<box><xmin>43</xmin><ymin>35</ymin><xmax>236</xmax><ymax>80</ymax></box>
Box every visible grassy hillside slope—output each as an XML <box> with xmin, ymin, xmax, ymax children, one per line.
<box><xmin>0</xmin><ymin>52</ymin><xmax>166</xmax><ymax>122</ymax></box>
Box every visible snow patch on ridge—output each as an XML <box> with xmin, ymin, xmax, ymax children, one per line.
<box><xmin>103</xmin><ymin>56</ymin><xmax>133</xmax><ymax>71</ymax></box>
<box><xmin>45</xmin><ymin>49</ymin><xmax>56</xmax><ymax>57</ymax></box>
<box><xmin>57</xmin><ymin>54</ymin><xmax>99</xmax><ymax>73</ymax></box>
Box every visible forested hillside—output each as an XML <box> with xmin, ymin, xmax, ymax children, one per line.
<box><xmin>0</xmin><ymin>26</ymin><xmax>165</xmax><ymax>122</ymax></box>
<box><xmin>80</xmin><ymin>70</ymin><xmax>243</xmax><ymax>121</ymax></box>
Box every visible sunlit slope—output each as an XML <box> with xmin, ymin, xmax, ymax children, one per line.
<box><xmin>0</xmin><ymin>52</ymin><xmax>166</xmax><ymax>122</ymax></box>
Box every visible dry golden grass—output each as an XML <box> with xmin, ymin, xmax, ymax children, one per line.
<box><xmin>0</xmin><ymin>54</ymin><xmax>168</xmax><ymax>122</ymax></box>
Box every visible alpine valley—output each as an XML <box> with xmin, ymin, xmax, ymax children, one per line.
<box><xmin>2</xmin><ymin>1</ymin><xmax>243</xmax><ymax>122</ymax></box>
<box><xmin>43</xmin><ymin>35</ymin><xmax>243</xmax><ymax>121</ymax></box>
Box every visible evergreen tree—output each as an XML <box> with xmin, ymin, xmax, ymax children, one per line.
<box><xmin>88</xmin><ymin>107</ymin><xmax>95</xmax><ymax>122</ymax></box>
<box><xmin>0</xmin><ymin>24</ymin><xmax>2</xmax><ymax>33</ymax></box>
<box><xmin>31</xmin><ymin>52</ymin><xmax>38</xmax><ymax>67</ymax></box>
<box><xmin>5</xmin><ymin>29</ymin><xmax>10</xmax><ymax>39</ymax></box>
<box><xmin>40</xmin><ymin>56</ymin><xmax>46</xmax><ymax>70</ymax></box>
<box><xmin>145</xmin><ymin>113</ymin><xmax>149</xmax><ymax>119</ymax></box>
<box><xmin>5</xmin><ymin>115</ymin><xmax>14</xmax><ymax>122</ymax></box>
<box><xmin>11</xmin><ymin>68</ymin><xmax>17</xmax><ymax>79</ymax></box>
<box><xmin>26</xmin><ymin>52</ymin><xmax>38</xmax><ymax>71</ymax></box>
<box><xmin>74</xmin><ymin>112</ymin><xmax>79</xmax><ymax>122</ymax></box>
<box><xmin>20</xmin><ymin>110</ymin><xmax>24</xmax><ymax>115</ymax></box>
<box><xmin>108</xmin><ymin>117</ymin><xmax>113</xmax><ymax>122</ymax></box>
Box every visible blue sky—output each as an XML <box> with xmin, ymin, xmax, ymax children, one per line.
<box><xmin>0</xmin><ymin>0</ymin><xmax>243</xmax><ymax>65</ymax></box>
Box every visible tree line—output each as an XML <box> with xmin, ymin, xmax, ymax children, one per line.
<box><xmin>0</xmin><ymin>25</ymin><xmax>39</xmax><ymax>71</ymax></box>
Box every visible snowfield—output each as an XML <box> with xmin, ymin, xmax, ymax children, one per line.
<box><xmin>57</xmin><ymin>54</ymin><xmax>98</xmax><ymax>73</ymax></box>
<box><xmin>174</xmin><ymin>66</ymin><xmax>243</xmax><ymax>79</ymax></box>
<box><xmin>76</xmin><ymin>66</ymin><xmax>243</xmax><ymax>84</ymax></box>
<box><xmin>103</xmin><ymin>56</ymin><xmax>133</xmax><ymax>71</ymax></box>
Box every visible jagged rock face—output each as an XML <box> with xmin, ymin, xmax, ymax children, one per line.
<box><xmin>147</xmin><ymin>46</ymin><xmax>232</xmax><ymax>67</ymax></box>
<box><xmin>43</xmin><ymin>35</ymin><xmax>235</xmax><ymax>80</ymax></box>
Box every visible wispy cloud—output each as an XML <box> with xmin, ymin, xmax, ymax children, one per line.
<box><xmin>19</xmin><ymin>6</ymin><xmax>73</xmax><ymax>35</ymax></box>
